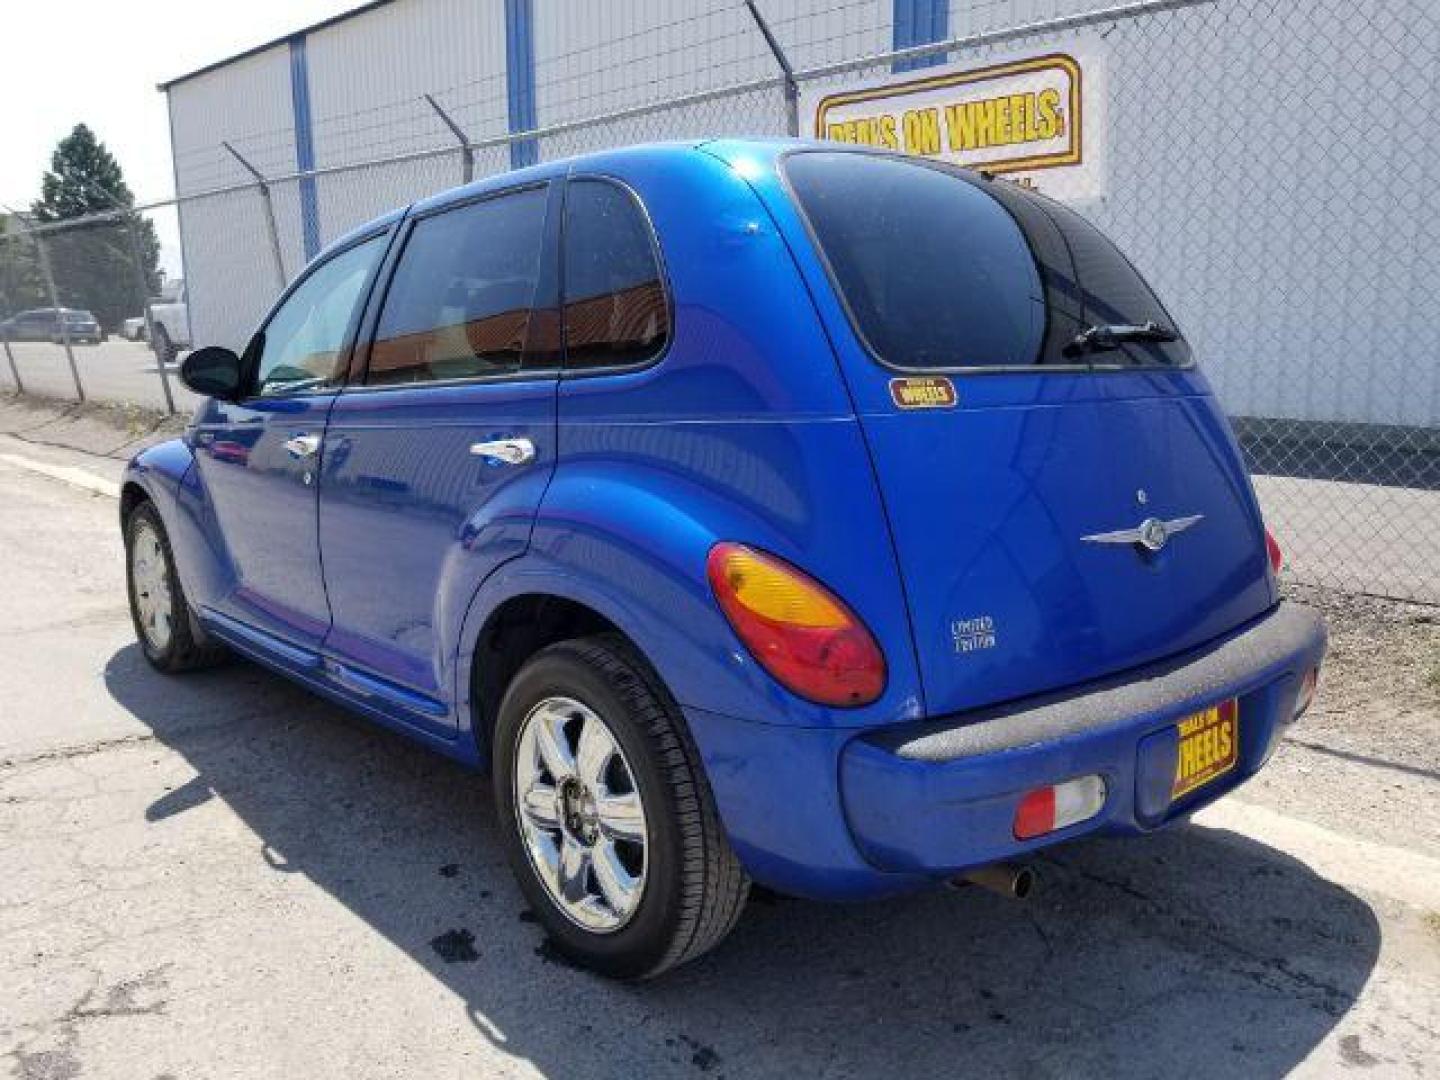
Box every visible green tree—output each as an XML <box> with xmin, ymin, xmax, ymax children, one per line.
<box><xmin>0</xmin><ymin>216</ymin><xmax>45</xmax><ymax>319</ymax></box>
<box><xmin>29</xmin><ymin>124</ymin><xmax>161</xmax><ymax>330</ymax></box>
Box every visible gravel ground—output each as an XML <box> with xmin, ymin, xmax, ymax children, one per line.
<box><xmin>1284</xmin><ymin>584</ymin><xmax>1440</xmax><ymax>769</ymax></box>
<box><xmin>1240</xmin><ymin>583</ymin><xmax>1440</xmax><ymax>857</ymax></box>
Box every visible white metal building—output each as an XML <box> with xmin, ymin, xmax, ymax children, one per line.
<box><xmin>161</xmin><ymin>0</ymin><xmax>1439</xmax><ymax>431</ymax></box>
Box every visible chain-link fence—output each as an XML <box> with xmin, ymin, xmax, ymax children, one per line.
<box><xmin>1</xmin><ymin>0</ymin><xmax>1435</xmax><ymax>602</ymax></box>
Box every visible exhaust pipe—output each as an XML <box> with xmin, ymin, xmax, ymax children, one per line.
<box><xmin>953</xmin><ymin>862</ymin><xmax>1036</xmax><ymax>900</ymax></box>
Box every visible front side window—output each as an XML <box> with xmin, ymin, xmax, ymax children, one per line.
<box><xmin>562</xmin><ymin>179</ymin><xmax>668</xmax><ymax>370</ymax></box>
<box><xmin>368</xmin><ymin>186</ymin><xmax>549</xmax><ymax>387</ymax></box>
<box><xmin>255</xmin><ymin>235</ymin><xmax>384</xmax><ymax>396</ymax></box>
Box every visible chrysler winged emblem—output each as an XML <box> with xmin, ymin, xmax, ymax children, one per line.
<box><xmin>1081</xmin><ymin>514</ymin><xmax>1204</xmax><ymax>553</ymax></box>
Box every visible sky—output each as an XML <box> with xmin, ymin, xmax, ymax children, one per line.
<box><xmin>0</xmin><ymin>0</ymin><xmax>358</xmax><ymax>275</ymax></box>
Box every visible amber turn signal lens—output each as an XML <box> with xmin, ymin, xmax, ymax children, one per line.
<box><xmin>706</xmin><ymin>543</ymin><xmax>886</xmax><ymax>707</ymax></box>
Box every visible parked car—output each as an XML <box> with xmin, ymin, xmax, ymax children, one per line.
<box><xmin>148</xmin><ymin>283</ymin><xmax>189</xmax><ymax>361</ymax></box>
<box><xmin>0</xmin><ymin>307</ymin><xmax>104</xmax><ymax>344</ymax></box>
<box><xmin>120</xmin><ymin>141</ymin><xmax>1327</xmax><ymax>979</ymax></box>
<box><xmin>121</xmin><ymin>315</ymin><xmax>149</xmax><ymax>342</ymax></box>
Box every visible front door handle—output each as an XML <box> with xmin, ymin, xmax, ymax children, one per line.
<box><xmin>469</xmin><ymin>437</ymin><xmax>535</xmax><ymax>466</ymax></box>
<box><xmin>283</xmin><ymin>433</ymin><xmax>322</xmax><ymax>459</ymax></box>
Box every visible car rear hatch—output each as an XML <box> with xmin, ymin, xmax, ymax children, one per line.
<box><xmin>771</xmin><ymin>149</ymin><xmax>1275</xmax><ymax>717</ymax></box>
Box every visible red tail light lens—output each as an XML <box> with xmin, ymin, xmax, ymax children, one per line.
<box><xmin>706</xmin><ymin>543</ymin><xmax>886</xmax><ymax>707</ymax></box>
<box><xmin>1264</xmin><ymin>528</ymin><xmax>1284</xmax><ymax>576</ymax></box>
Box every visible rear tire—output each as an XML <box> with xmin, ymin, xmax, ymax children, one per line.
<box><xmin>125</xmin><ymin>501</ymin><xmax>227</xmax><ymax>673</ymax></box>
<box><xmin>494</xmin><ymin>634</ymin><xmax>749</xmax><ymax>979</ymax></box>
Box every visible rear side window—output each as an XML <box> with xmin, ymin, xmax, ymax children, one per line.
<box><xmin>368</xmin><ymin>186</ymin><xmax>548</xmax><ymax>386</ymax></box>
<box><xmin>785</xmin><ymin>151</ymin><xmax>1189</xmax><ymax>369</ymax></box>
<box><xmin>562</xmin><ymin>179</ymin><xmax>668</xmax><ymax>370</ymax></box>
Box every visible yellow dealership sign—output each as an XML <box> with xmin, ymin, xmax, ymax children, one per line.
<box><xmin>805</xmin><ymin>42</ymin><xmax>1106</xmax><ymax>201</ymax></box>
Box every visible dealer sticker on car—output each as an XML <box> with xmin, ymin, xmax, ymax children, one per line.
<box><xmin>1172</xmin><ymin>699</ymin><xmax>1238</xmax><ymax>799</ymax></box>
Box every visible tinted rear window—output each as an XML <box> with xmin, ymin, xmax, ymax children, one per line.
<box><xmin>785</xmin><ymin>151</ymin><xmax>1189</xmax><ymax>369</ymax></box>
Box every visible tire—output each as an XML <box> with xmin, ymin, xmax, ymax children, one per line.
<box><xmin>124</xmin><ymin>501</ymin><xmax>227</xmax><ymax>673</ymax></box>
<box><xmin>152</xmin><ymin>324</ymin><xmax>176</xmax><ymax>364</ymax></box>
<box><xmin>494</xmin><ymin>634</ymin><xmax>749</xmax><ymax>979</ymax></box>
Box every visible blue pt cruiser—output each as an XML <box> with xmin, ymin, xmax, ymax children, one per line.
<box><xmin>122</xmin><ymin>141</ymin><xmax>1327</xmax><ymax>978</ymax></box>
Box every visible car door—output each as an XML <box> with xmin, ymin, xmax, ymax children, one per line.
<box><xmin>317</xmin><ymin>182</ymin><xmax>560</xmax><ymax>733</ymax></box>
<box><xmin>190</xmin><ymin>231</ymin><xmax>389</xmax><ymax>656</ymax></box>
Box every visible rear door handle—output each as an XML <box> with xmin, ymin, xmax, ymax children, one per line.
<box><xmin>283</xmin><ymin>433</ymin><xmax>322</xmax><ymax>459</ymax></box>
<box><xmin>469</xmin><ymin>437</ymin><xmax>535</xmax><ymax>466</ymax></box>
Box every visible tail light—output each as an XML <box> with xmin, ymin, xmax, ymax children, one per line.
<box><xmin>1264</xmin><ymin>528</ymin><xmax>1284</xmax><ymax>576</ymax></box>
<box><xmin>706</xmin><ymin>543</ymin><xmax>885</xmax><ymax>707</ymax></box>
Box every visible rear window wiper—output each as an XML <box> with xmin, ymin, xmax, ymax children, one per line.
<box><xmin>1064</xmin><ymin>321</ymin><xmax>1178</xmax><ymax>358</ymax></box>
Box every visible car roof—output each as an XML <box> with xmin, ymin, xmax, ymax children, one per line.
<box><xmin>314</xmin><ymin>138</ymin><xmax>828</xmax><ymax>265</ymax></box>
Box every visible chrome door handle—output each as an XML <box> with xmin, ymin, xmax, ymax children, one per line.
<box><xmin>469</xmin><ymin>437</ymin><xmax>535</xmax><ymax>465</ymax></box>
<box><xmin>283</xmin><ymin>433</ymin><xmax>322</xmax><ymax>458</ymax></box>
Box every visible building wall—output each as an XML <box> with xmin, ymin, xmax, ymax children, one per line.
<box><xmin>305</xmin><ymin>0</ymin><xmax>511</xmax><ymax>236</ymax></box>
<box><xmin>162</xmin><ymin>0</ymin><xmax>1439</xmax><ymax>428</ymax></box>
<box><xmin>167</xmin><ymin>44</ymin><xmax>296</xmax><ymax>356</ymax></box>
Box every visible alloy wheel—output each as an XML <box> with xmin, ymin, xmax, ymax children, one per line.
<box><xmin>131</xmin><ymin>523</ymin><xmax>174</xmax><ymax>652</ymax></box>
<box><xmin>512</xmin><ymin>696</ymin><xmax>648</xmax><ymax>932</ymax></box>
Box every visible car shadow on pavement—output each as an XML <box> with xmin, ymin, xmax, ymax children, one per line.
<box><xmin>104</xmin><ymin>644</ymin><xmax>1381</xmax><ymax>1079</ymax></box>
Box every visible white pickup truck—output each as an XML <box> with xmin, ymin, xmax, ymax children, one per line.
<box><xmin>148</xmin><ymin>281</ymin><xmax>190</xmax><ymax>362</ymax></box>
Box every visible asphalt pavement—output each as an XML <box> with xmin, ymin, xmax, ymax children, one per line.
<box><xmin>0</xmin><ymin>431</ymin><xmax>1437</xmax><ymax>1080</ymax></box>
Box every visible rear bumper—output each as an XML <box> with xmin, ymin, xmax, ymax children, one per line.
<box><xmin>841</xmin><ymin>601</ymin><xmax>1327</xmax><ymax>874</ymax></box>
<box><xmin>688</xmin><ymin>601</ymin><xmax>1325</xmax><ymax>900</ymax></box>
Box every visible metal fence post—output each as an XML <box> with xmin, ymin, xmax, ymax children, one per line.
<box><xmin>0</xmin><ymin>319</ymin><xmax>21</xmax><ymax>394</ymax></box>
<box><xmin>1</xmin><ymin>205</ymin><xmax>84</xmax><ymax>402</ymax></box>
<box><xmin>32</xmin><ymin>231</ymin><xmax>84</xmax><ymax>402</ymax></box>
<box><xmin>0</xmin><ymin>264</ymin><xmax>21</xmax><ymax>393</ymax></box>
<box><xmin>744</xmin><ymin>0</ymin><xmax>800</xmax><ymax>137</ymax></box>
<box><xmin>222</xmin><ymin>142</ymin><xmax>288</xmax><ymax>292</ymax></box>
<box><xmin>424</xmin><ymin>93</ymin><xmax>475</xmax><ymax>184</ymax></box>
<box><xmin>122</xmin><ymin>217</ymin><xmax>176</xmax><ymax>414</ymax></box>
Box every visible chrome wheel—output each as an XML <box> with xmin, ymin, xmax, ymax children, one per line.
<box><xmin>131</xmin><ymin>522</ymin><xmax>174</xmax><ymax>652</ymax></box>
<box><xmin>513</xmin><ymin>696</ymin><xmax>648</xmax><ymax>932</ymax></box>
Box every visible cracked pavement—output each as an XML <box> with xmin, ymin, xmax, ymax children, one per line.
<box><xmin>1</xmin><ymin>445</ymin><xmax>1438</xmax><ymax>1079</ymax></box>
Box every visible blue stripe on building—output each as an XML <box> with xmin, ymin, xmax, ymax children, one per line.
<box><xmin>289</xmin><ymin>35</ymin><xmax>321</xmax><ymax>261</ymax></box>
<box><xmin>893</xmin><ymin>0</ymin><xmax>950</xmax><ymax>73</ymax></box>
<box><xmin>505</xmin><ymin>0</ymin><xmax>538</xmax><ymax>168</ymax></box>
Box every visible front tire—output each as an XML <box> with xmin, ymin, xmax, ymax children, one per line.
<box><xmin>125</xmin><ymin>501</ymin><xmax>226</xmax><ymax>672</ymax></box>
<box><xmin>494</xmin><ymin>635</ymin><xmax>749</xmax><ymax>979</ymax></box>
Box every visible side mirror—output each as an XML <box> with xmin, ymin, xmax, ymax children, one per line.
<box><xmin>179</xmin><ymin>346</ymin><xmax>245</xmax><ymax>401</ymax></box>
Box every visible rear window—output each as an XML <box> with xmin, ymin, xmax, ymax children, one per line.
<box><xmin>784</xmin><ymin>151</ymin><xmax>1189</xmax><ymax>369</ymax></box>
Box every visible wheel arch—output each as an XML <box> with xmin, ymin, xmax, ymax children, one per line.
<box><xmin>119</xmin><ymin>479</ymin><xmax>150</xmax><ymax>528</ymax></box>
<box><xmin>463</xmin><ymin>588</ymin><xmax>660</xmax><ymax>766</ymax></box>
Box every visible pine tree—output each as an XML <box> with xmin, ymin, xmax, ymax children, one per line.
<box><xmin>0</xmin><ymin>216</ymin><xmax>45</xmax><ymax>318</ymax></box>
<box><xmin>29</xmin><ymin>124</ymin><xmax>161</xmax><ymax>330</ymax></box>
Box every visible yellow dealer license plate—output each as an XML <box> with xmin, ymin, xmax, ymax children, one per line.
<box><xmin>1172</xmin><ymin>699</ymin><xmax>1238</xmax><ymax>800</ymax></box>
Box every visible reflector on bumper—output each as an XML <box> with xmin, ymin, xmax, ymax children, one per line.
<box><xmin>1013</xmin><ymin>775</ymin><xmax>1107</xmax><ymax>840</ymax></box>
